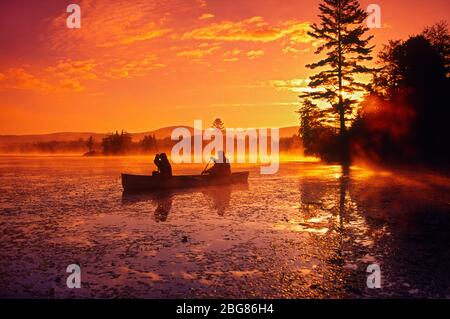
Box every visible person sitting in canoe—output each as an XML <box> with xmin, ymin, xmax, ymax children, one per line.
<box><xmin>152</xmin><ymin>153</ymin><xmax>172</xmax><ymax>178</ymax></box>
<box><xmin>202</xmin><ymin>151</ymin><xmax>231</xmax><ymax>177</ymax></box>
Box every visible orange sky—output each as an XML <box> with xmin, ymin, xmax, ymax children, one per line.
<box><xmin>0</xmin><ymin>0</ymin><xmax>449</xmax><ymax>134</ymax></box>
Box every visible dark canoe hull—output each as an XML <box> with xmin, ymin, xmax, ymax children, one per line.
<box><xmin>122</xmin><ymin>171</ymin><xmax>249</xmax><ymax>192</ymax></box>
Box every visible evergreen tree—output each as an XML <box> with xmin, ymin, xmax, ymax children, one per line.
<box><xmin>211</xmin><ymin>118</ymin><xmax>225</xmax><ymax>131</ymax></box>
<box><xmin>86</xmin><ymin>136</ymin><xmax>94</xmax><ymax>153</ymax></box>
<box><xmin>140</xmin><ymin>135</ymin><xmax>157</xmax><ymax>153</ymax></box>
<box><xmin>299</xmin><ymin>0</ymin><xmax>375</xmax><ymax>165</ymax></box>
<box><xmin>298</xmin><ymin>99</ymin><xmax>323</xmax><ymax>156</ymax></box>
<box><xmin>298</xmin><ymin>99</ymin><xmax>339</xmax><ymax>162</ymax></box>
<box><xmin>101</xmin><ymin>130</ymin><xmax>132</xmax><ymax>155</ymax></box>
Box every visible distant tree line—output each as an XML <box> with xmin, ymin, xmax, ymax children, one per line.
<box><xmin>0</xmin><ymin>133</ymin><xmax>160</xmax><ymax>155</ymax></box>
<box><xmin>0</xmin><ymin>139</ymin><xmax>87</xmax><ymax>154</ymax></box>
<box><xmin>0</xmin><ymin>129</ymin><xmax>302</xmax><ymax>155</ymax></box>
<box><xmin>95</xmin><ymin>131</ymin><xmax>161</xmax><ymax>155</ymax></box>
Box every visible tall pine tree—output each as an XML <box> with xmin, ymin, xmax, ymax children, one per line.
<box><xmin>299</xmin><ymin>0</ymin><xmax>375</xmax><ymax>165</ymax></box>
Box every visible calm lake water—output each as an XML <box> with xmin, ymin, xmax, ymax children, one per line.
<box><xmin>0</xmin><ymin>156</ymin><xmax>449</xmax><ymax>298</ymax></box>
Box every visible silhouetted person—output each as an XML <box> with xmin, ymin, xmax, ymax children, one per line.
<box><xmin>154</xmin><ymin>193</ymin><xmax>173</xmax><ymax>222</ymax></box>
<box><xmin>203</xmin><ymin>151</ymin><xmax>231</xmax><ymax>177</ymax></box>
<box><xmin>152</xmin><ymin>153</ymin><xmax>172</xmax><ymax>178</ymax></box>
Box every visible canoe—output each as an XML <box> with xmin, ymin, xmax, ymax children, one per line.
<box><xmin>121</xmin><ymin>171</ymin><xmax>249</xmax><ymax>192</ymax></box>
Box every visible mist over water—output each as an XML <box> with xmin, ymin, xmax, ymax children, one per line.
<box><xmin>0</xmin><ymin>156</ymin><xmax>449</xmax><ymax>298</ymax></box>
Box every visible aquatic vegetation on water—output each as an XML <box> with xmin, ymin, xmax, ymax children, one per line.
<box><xmin>0</xmin><ymin>157</ymin><xmax>449</xmax><ymax>298</ymax></box>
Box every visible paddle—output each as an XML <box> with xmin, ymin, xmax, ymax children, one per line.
<box><xmin>201</xmin><ymin>157</ymin><xmax>213</xmax><ymax>175</ymax></box>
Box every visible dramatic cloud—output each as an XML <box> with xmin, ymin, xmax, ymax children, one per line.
<box><xmin>3</xmin><ymin>1</ymin><xmax>315</xmax><ymax>94</ymax></box>
<box><xmin>0</xmin><ymin>68</ymin><xmax>54</xmax><ymax>92</ymax></box>
<box><xmin>181</xmin><ymin>16</ymin><xmax>311</xmax><ymax>43</ymax></box>
<box><xmin>223</xmin><ymin>49</ymin><xmax>242</xmax><ymax>57</ymax></box>
<box><xmin>48</xmin><ymin>1</ymin><xmax>171</xmax><ymax>52</ymax></box>
<box><xmin>0</xmin><ymin>67</ymin><xmax>88</xmax><ymax>93</ymax></box>
<box><xmin>223</xmin><ymin>57</ymin><xmax>239</xmax><ymax>62</ymax></box>
<box><xmin>199</xmin><ymin>13</ymin><xmax>215</xmax><ymax>20</ymax></box>
<box><xmin>105</xmin><ymin>55</ymin><xmax>166</xmax><ymax>79</ymax></box>
<box><xmin>246</xmin><ymin>50</ymin><xmax>265</xmax><ymax>59</ymax></box>
<box><xmin>176</xmin><ymin>46</ymin><xmax>221</xmax><ymax>58</ymax></box>
<box><xmin>268</xmin><ymin>78</ymin><xmax>310</xmax><ymax>93</ymax></box>
<box><xmin>44</xmin><ymin>59</ymin><xmax>98</xmax><ymax>81</ymax></box>
<box><xmin>0</xmin><ymin>55</ymin><xmax>166</xmax><ymax>93</ymax></box>
<box><xmin>1</xmin><ymin>0</ymin><xmax>445</xmax><ymax>133</ymax></box>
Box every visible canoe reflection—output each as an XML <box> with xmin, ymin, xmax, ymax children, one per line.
<box><xmin>122</xmin><ymin>184</ymin><xmax>248</xmax><ymax>221</ymax></box>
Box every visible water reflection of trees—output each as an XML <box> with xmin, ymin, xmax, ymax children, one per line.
<box><xmin>299</xmin><ymin>168</ymin><xmax>450</xmax><ymax>297</ymax></box>
<box><xmin>298</xmin><ymin>171</ymin><xmax>377</xmax><ymax>297</ymax></box>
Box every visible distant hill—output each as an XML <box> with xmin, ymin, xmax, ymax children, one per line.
<box><xmin>0</xmin><ymin>132</ymin><xmax>106</xmax><ymax>144</ymax></box>
<box><xmin>132</xmin><ymin>126</ymin><xmax>194</xmax><ymax>141</ymax></box>
<box><xmin>0</xmin><ymin>125</ymin><xmax>299</xmax><ymax>145</ymax></box>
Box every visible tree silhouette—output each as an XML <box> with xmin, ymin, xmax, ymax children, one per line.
<box><xmin>139</xmin><ymin>135</ymin><xmax>157</xmax><ymax>153</ymax></box>
<box><xmin>299</xmin><ymin>100</ymin><xmax>324</xmax><ymax>156</ymax></box>
<box><xmin>299</xmin><ymin>99</ymin><xmax>340</xmax><ymax>161</ymax></box>
<box><xmin>101</xmin><ymin>130</ymin><xmax>132</xmax><ymax>155</ymax></box>
<box><xmin>211</xmin><ymin>118</ymin><xmax>225</xmax><ymax>131</ymax></box>
<box><xmin>300</xmin><ymin>0</ymin><xmax>375</xmax><ymax>165</ymax></box>
<box><xmin>423</xmin><ymin>21</ymin><xmax>450</xmax><ymax>77</ymax></box>
<box><xmin>86</xmin><ymin>136</ymin><xmax>94</xmax><ymax>153</ymax></box>
<box><xmin>371</xmin><ymin>40</ymin><xmax>403</xmax><ymax>99</ymax></box>
<box><xmin>353</xmin><ymin>23</ymin><xmax>450</xmax><ymax>165</ymax></box>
